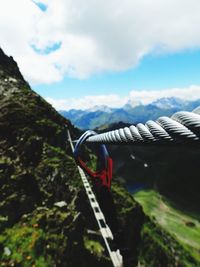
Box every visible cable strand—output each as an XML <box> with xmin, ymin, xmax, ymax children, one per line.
<box><xmin>86</xmin><ymin>107</ymin><xmax>200</xmax><ymax>144</ymax></box>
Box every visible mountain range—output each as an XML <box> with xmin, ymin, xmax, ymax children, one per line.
<box><xmin>60</xmin><ymin>97</ymin><xmax>200</xmax><ymax>129</ymax></box>
<box><xmin>1</xmin><ymin>47</ymin><xmax>200</xmax><ymax>266</ymax></box>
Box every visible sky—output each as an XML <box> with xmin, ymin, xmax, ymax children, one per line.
<box><xmin>1</xmin><ymin>0</ymin><xmax>200</xmax><ymax>110</ymax></box>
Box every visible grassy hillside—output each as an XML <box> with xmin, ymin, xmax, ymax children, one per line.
<box><xmin>78</xmin><ymin>143</ymin><xmax>200</xmax><ymax>266</ymax></box>
<box><xmin>134</xmin><ymin>190</ymin><xmax>200</xmax><ymax>263</ymax></box>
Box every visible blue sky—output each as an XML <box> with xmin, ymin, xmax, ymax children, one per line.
<box><xmin>1</xmin><ymin>0</ymin><xmax>200</xmax><ymax>109</ymax></box>
<box><xmin>32</xmin><ymin>1</ymin><xmax>47</xmax><ymax>12</ymax></box>
<box><xmin>33</xmin><ymin>49</ymin><xmax>200</xmax><ymax>99</ymax></box>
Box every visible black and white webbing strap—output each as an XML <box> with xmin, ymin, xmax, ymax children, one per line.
<box><xmin>67</xmin><ymin>130</ymin><xmax>123</xmax><ymax>267</ymax></box>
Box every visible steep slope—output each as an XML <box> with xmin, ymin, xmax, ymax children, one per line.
<box><xmin>1</xmin><ymin>48</ymin><xmax>199</xmax><ymax>267</ymax></box>
<box><xmin>0</xmin><ymin>47</ymin><xmax>74</xmax><ymax>226</ymax></box>
<box><xmin>0</xmin><ymin>48</ymin><xmax>144</xmax><ymax>267</ymax></box>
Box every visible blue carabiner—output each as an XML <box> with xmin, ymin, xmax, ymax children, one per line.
<box><xmin>74</xmin><ymin>130</ymin><xmax>113</xmax><ymax>190</ymax></box>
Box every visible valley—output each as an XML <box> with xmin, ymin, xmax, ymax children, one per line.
<box><xmin>134</xmin><ymin>189</ymin><xmax>200</xmax><ymax>263</ymax></box>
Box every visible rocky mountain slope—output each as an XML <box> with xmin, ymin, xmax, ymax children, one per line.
<box><xmin>60</xmin><ymin>98</ymin><xmax>200</xmax><ymax>130</ymax></box>
<box><xmin>0</xmin><ymin>48</ymin><xmax>199</xmax><ymax>267</ymax></box>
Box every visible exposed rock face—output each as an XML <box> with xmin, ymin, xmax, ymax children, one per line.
<box><xmin>0</xmin><ymin>48</ymin><xmax>144</xmax><ymax>267</ymax></box>
<box><xmin>0</xmin><ymin>47</ymin><xmax>71</xmax><ymax>226</ymax></box>
<box><xmin>1</xmin><ymin>48</ymin><xmax>198</xmax><ymax>267</ymax></box>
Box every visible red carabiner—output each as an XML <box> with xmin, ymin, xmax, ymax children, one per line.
<box><xmin>74</xmin><ymin>131</ymin><xmax>113</xmax><ymax>190</ymax></box>
<box><xmin>77</xmin><ymin>156</ymin><xmax>113</xmax><ymax>190</ymax></box>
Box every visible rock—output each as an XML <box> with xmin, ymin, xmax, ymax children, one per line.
<box><xmin>54</xmin><ymin>201</ymin><xmax>67</xmax><ymax>208</ymax></box>
<box><xmin>4</xmin><ymin>247</ymin><xmax>11</xmax><ymax>256</ymax></box>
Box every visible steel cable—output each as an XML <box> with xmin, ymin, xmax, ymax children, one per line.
<box><xmin>86</xmin><ymin>107</ymin><xmax>200</xmax><ymax>144</ymax></box>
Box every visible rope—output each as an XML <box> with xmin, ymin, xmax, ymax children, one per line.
<box><xmin>67</xmin><ymin>130</ymin><xmax>123</xmax><ymax>267</ymax></box>
<box><xmin>86</xmin><ymin>107</ymin><xmax>200</xmax><ymax>144</ymax></box>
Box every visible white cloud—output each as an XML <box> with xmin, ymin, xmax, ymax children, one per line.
<box><xmin>46</xmin><ymin>94</ymin><xmax>128</xmax><ymax>110</ymax></box>
<box><xmin>1</xmin><ymin>0</ymin><xmax>200</xmax><ymax>83</ymax></box>
<box><xmin>46</xmin><ymin>85</ymin><xmax>200</xmax><ymax>110</ymax></box>
<box><xmin>129</xmin><ymin>85</ymin><xmax>200</xmax><ymax>105</ymax></box>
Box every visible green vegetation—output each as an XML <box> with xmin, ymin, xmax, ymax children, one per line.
<box><xmin>134</xmin><ymin>189</ymin><xmax>200</xmax><ymax>263</ymax></box>
<box><xmin>84</xmin><ymin>236</ymin><xmax>105</xmax><ymax>257</ymax></box>
<box><xmin>139</xmin><ymin>220</ymin><xmax>199</xmax><ymax>267</ymax></box>
<box><xmin>84</xmin><ymin>150</ymin><xmax>97</xmax><ymax>171</ymax></box>
<box><xmin>0</xmin><ymin>205</ymin><xmax>85</xmax><ymax>267</ymax></box>
<box><xmin>0</xmin><ymin>222</ymin><xmax>49</xmax><ymax>266</ymax></box>
<box><xmin>0</xmin><ymin>48</ymin><xmax>145</xmax><ymax>267</ymax></box>
<box><xmin>2</xmin><ymin>46</ymin><xmax>200</xmax><ymax>267</ymax></box>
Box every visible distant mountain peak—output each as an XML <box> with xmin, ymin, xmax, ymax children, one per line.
<box><xmin>87</xmin><ymin>105</ymin><xmax>113</xmax><ymax>113</ymax></box>
<box><xmin>60</xmin><ymin>96</ymin><xmax>200</xmax><ymax>129</ymax></box>
<box><xmin>151</xmin><ymin>97</ymin><xmax>187</xmax><ymax>109</ymax></box>
<box><xmin>125</xmin><ymin>99</ymin><xmax>142</xmax><ymax>108</ymax></box>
